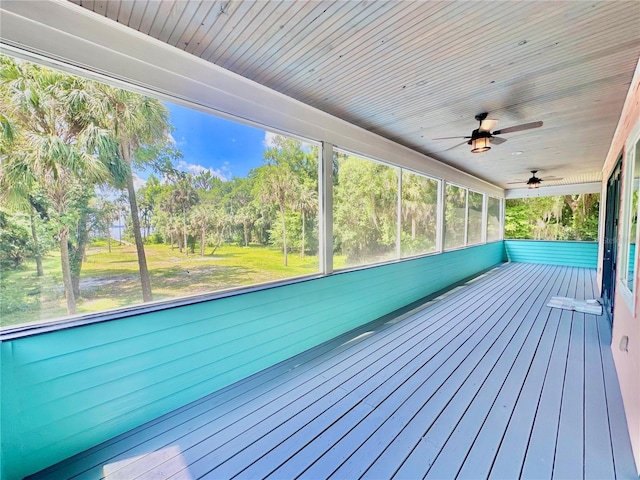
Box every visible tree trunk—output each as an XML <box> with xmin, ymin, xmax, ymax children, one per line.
<box><xmin>183</xmin><ymin>208</ymin><xmax>188</xmax><ymax>256</ymax></box>
<box><xmin>59</xmin><ymin>227</ymin><xmax>76</xmax><ymax>315</ymax></box>
<box><xmin>125</xmin><ymin>160</ymin><xmax>153</xmax><ymax>302</ymax></box>
<box><xmin>244</xmin><ymin>221</ymin><xmax>249</xmax><ymax>247</ymax></box>
<box><xmin>200</xmin><ymin>226</ymin><xmax>205</xmax><ymax>256</ymax></box>
<box><xmin>107</xmin><ymin>227</ymin><xmax>111</xmax><ymax>253</ymax></box>
<box><xmin>71</xmin><ymin>208</ymin><xmax>90</xmax><ymax>298</ymax></box>
<box><xmin>301</xmin><ymin>212</ymin><xmax>305</xmax><ymax>257</ymax></box>
<box><xmin>411</xmin><ymin>218</ymin><xmax>416</xmax><ymax>240</ymax></box>
<box><xmin>280</xmin><ymin>203</ymin><xmax>287</xmax><ymax>266</ymax></box>
<box><xmin>29</xmin><ymin>206</ymin><xmax>43</xmax><ymax>276</ymax></box>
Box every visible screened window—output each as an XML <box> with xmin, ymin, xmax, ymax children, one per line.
<box><xmin>333</xmin><ymin>151</ymin><xmax>398</xmax><ymax>269</ymax></box>
<box><xmin>467</xmin><ymin>191</ymin><xmax>484</xmax><ymax>245</ymax></box>
<box><xmin>0</xmin><ymin>54</ymin><xmax>320</xmax><ymax>327</ymax></box>
<box><xmin>444</xmin><ymin>184</ymin><xmax>467</xmax><ymax>249</ymax></box>
<box><xmin>486</xmin><ymin>196</ymin><xmax>502</xmax><ymax>242</ymax></box>
<box><xmin>401</xmin><ymin>171</ymin><xmax>438</xmax><ymax>257</ymax></box>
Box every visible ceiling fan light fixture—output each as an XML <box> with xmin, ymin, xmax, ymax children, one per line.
<box><xmin>471</xmin><ymin>136</ymin><xmax>491</xmax><ymax>153</ymax></box>
<box><xmin>526</xmin><ymin>170</ymin><xmax>542</xmax><ymax>189</ymax></box>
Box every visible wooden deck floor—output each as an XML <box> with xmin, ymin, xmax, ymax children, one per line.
<box><xmin>31</xmin><ymin>263</ymin><xmax>637</xmax><ymax>479</ymax></box>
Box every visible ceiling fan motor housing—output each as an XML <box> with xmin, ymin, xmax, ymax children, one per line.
<box><xmin>467</xmin><ymin>129</ymin><xmax>492</xmax><ymax>145</ymax></box>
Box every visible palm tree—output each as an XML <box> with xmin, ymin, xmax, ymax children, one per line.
<box><xmin>190</xmin><ymin>203</ymin><xmax>214</xmax><ymax>256</ymax></box>
<box><xmin>171</xmin><ymin>174</ymin><xmax>199</xmax><ymax>255</ymax></box>
<box><xmin>234</xmin><ymin>206</ymin><xmax>254</xmax><ymax>247</ymax></box>
<box><xmin>294</xmin><ymin>183</ymin><xmax>317</xmax><ymax>257</ymax></box>
<box><xmin>0</xmin><ymin>107</ymin><xmax>47</xmax><ymax>277</ymax></box>
<box><xmin>259</xmin><ymin>163</ymin><xmax>295</xmax><ymax>266</ymax></box>
<box><xmin>0</xmin><ymin>57</ymin><xmax>113</xmax><ymax>314</ymax></box>
<box><xmin>90</xmin><ymin>84</ymin><xmax>171</xmax><ymax>302</ymax></box>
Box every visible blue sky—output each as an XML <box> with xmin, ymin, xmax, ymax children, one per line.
<box><xmin>165</xmin><ymin>102</ymin><xmax>270</xmax><ymax>180</ymax></box>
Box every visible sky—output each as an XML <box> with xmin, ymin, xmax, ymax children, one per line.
<box><xmin>164</xmin><ymin>102</ymin><xmax>272</xmax><ymax>181</ymax></box>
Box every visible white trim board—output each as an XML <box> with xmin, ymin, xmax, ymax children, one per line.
<box><xmin>0</xmin><ymin>0</ymin><xmax>504</xmax><ymax>198</ymax></box>
<box><xmin>505</xmin><ymin>182</ymin><xmax>602</xmax><ymax>199</ymax></box>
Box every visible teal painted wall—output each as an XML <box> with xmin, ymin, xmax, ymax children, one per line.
<box><xmin>0</xmin><ymin>242</ymin><xmax>504</xmax><ymax>480</ymax></box>
<box><xmin>504</xmin><ymin>240</ymin><xmax>598</xmax><ymax>268</ymax></box>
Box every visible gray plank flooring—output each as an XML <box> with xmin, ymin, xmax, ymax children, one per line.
<box><xmin>30</xmin><ymin>263</ymin><xmax>637</xmax><ymax>480</ymax></box>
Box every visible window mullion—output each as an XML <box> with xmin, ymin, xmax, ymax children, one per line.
<box><xmin>397</xmin><ymin>168</ymin><xmax>403</xmax><ymax>259</ymax></box>
<box><xmin>320</xmin><ymin>142</ymin><xmax>334</xmax><ymax>275</ymax></box>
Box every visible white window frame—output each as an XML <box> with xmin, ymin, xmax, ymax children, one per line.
<box><xmin>399</xmin><ymin>168</ymin><xmax>442</xmax><ymax>259</ymax></box>
<box><xmin>443</xmin><ymin>182</ymin><xmax>469</xmax><ymax>251</ymax></box>
<box><xmin>619</xmin><ymin>118</ymin><xmax>640</xmax><ymax>312</ymax></box>
<box><xmin>0</xmin><ymin>39</ymin><xmax>505</xmax><ymax>335</ymax></box>
<box><xmin>466</xmin><ymin>189</ymin><xmax>485</xmax><ymax>246</ymax></box>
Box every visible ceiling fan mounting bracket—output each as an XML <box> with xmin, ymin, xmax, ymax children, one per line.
<box><xmin>474</xmin><ymin>112</ymin><xmax>489</xmax><ymax>122</ymax></box>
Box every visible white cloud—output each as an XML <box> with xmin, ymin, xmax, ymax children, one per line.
<box><xmin>263</xmin><ymin>131</ymin><xmax>279</xmax><ymax>148</ymax></box>
<box><xmin>176</xmin><ymin>160</ymin><xmax>229</xmax><ymax>181</ymax></box>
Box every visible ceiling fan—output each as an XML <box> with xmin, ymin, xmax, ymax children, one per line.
<box><xmin>435</xmin><ymin>112</ymin><xmax>543</xmax><ymax>153</ymax></box>
<box><xmin>507</xmin><ymin>170</ymin><xmax>563</xmax><ymax>189</ymax></box>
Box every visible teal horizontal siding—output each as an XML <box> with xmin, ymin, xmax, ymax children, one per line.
<box><xmin>1</xmin><ymin>242</ymin><xmax>505</xmax><ymax>480</ymax></box>
<box><xmin>504</xmin><ymin>240</ymin><xmax>598</xmax><ymax>268</ymax></box>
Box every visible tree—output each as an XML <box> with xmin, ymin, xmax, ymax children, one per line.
<box><xmin>0</xmin><ymin>210</ymin><xmax>31</xmax><ymax>269</ymax></box>
<box><xmin>258</xmin><ymin>163</ymin><xmax>296</xmax><ymax>266</ymax></box>
<box><xmin>504</xmin><ymin>194</ymin><xmax>599</xmax><ymax>240</ymax></box>
<box><xmin>190</xmin><ymin>203</ymin><xmax>214</xmax><ymax>256</ymax></box>
<box><xmin>258</xmin><ymin>135</ymin><xmax>318</xmax><ymax>266</ymax></box>
<box><xmin>173</xmin><ymin>174</ymin><xmax>199</xmax><ymax>254</ymax></box>
<box><xmin>228</xmin><ymin>177</ymin><xmax>256</xmax><ymax>247</ymax></box>
<box><xmin>444</xmin><ymin>184</ymin><xmax>467</xmax><ymax>248</ymax></box>
<box><xmin>0</xmin><ymin>57</ymin><xmax>114</xmax><ymax>314</ymax></box>
<box><xmin>0</xmin><ymin>113</ymin><xmax>50</xmax><ymax>276</ymax></box>
<box><xmin>90</xmin><ymin>84</ymin><xmax>172</xmax><ymax>302</ymax></box>
<box><xmin>294</xmin><ymin>183</ymin><xmax>317</xmax><ymax>257</ymax></box>
<box><xmin>333</xmin><ymin>154</ymin><xmax>398</xmax><ymax>264</ymax></box>
<box><xmin>93</xmin><ymin>197</ymin><xmax>118</xmax><ymax>252</ymax></box>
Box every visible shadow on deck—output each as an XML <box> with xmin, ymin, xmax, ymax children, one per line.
<box><xmin>30</xmin><ymin>263</ymin><xmax>637</xmax><ymax>479</ymax></box>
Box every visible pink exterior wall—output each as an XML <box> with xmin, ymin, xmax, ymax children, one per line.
<box><xmin>599</xmin><ymin>58</ymin><xmax>640</xmax><ymax>474</ymax></box>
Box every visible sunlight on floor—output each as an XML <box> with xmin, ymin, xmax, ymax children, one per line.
<box><xmin>102</xmin><ymin>445</ymin><xmax>192</xmax><ymax>479</ymax></box>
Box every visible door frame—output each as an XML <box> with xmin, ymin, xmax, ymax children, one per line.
<box><xmin>602</xmin><ymin>154</ymin><xmax>622</xmax><ymax>320</ymax></box>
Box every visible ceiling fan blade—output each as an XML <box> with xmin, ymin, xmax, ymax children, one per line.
<box><xmin>491</xmin><ymin>136</ymin><xmax>507</xmax><ymax>145</ymax></box>
<box><xmin>542</xmin><ymin>176</ymin><xmax>564</xmax><ymax>181</ymax></box>
<box><xmin>479</xmin><ymin>119</ymin><xmax>497</xmax><ymax>132</ymax></box>
<box><xmin>493</xmin><ymin>121</ymin><xmax>543</xmax><ymax>135</ymax></box>
<box><xmin>507</xmin><ymin>180</ymin><xmax>527</xmax><ymax>184</ymax></box>
<box><xmin>444</xmin><ymin>140</ymin><xmax>469</xmax><ymax>151</ymax></box>
<box><xmin>433</xmin><ymin>136</ymin><xmax>471</xmax><ymax>140</ymax></box>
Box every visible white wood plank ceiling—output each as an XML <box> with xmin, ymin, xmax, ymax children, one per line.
<box><xmin>70</xmin><ymin>0</ymin><xmax>640</xmax><ymax>190</ymax></box>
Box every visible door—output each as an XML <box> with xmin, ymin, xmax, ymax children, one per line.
<box><xmin>602</xmin><ymin>156</ymin><xmax>622</xmax><ymax>318</ymax></box>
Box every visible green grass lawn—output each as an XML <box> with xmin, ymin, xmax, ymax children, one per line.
<box><xmin>1</xmin><ymin>242</ymin><xmax>346</xmax><ymax>327</ymax></box>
